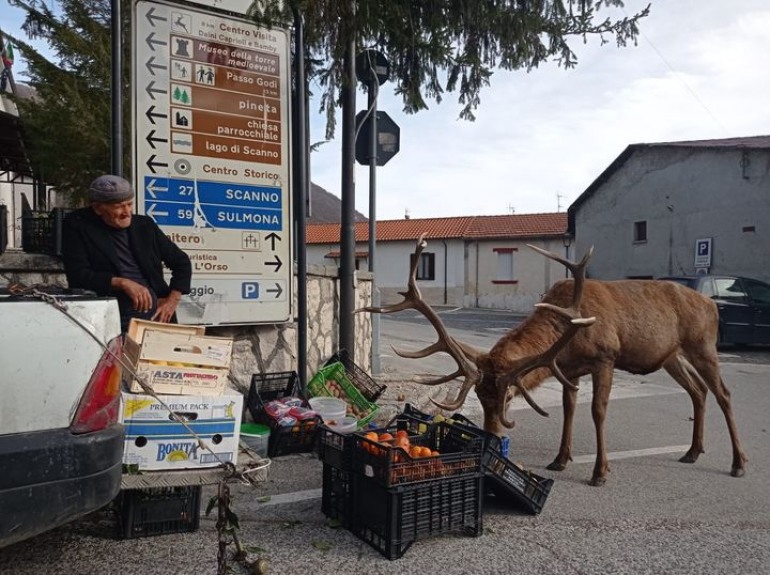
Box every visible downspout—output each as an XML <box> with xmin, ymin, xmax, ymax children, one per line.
<box><xmin>442</xmin><ymin>239</ymin><xmax>448</xmax><ymax>304</ymax></box>
<box><xmin>475</xmin><ymin>241</ymin><xmax>480</xmax><ymax>308</ymax></box>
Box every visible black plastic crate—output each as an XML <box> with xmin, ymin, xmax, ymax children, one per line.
<box><xmin>319</xmin><ymin>421</ymin><xmax>423</xmax><ymax>471</ymax></box>
<box><xmin>351</xmin><ymin>421</ymin><xmax>483</xmax><ymax>488</ymax></box>
<box><xmin>400</xmin><ymin>404</ymin><xmax>509</xmax><ymax>458</ymax></box>
<box><xmin>324</xmin><ymin>350</ymin><xmax>386</xmax><ymax>402</ymax></box>
<box><xmin>117</xmin><ymin>486</ymin><xmax>202</xmax><ymax>539</ymax></box>
<box><xmin>248</xmin><ymin>371</ymin><xmax>300</xmax><ymax>406</ymax></box>
<box><xmin>247</xmin><ymin>371</ymin><xmax>320</xmax><ymax>457</ymax></box>
<box><xmin>266</xmin><ymin>418</ymin><xmax>319</xmax><ymax>457</ymax></box>
<box><xmin>351</xmin><ymin>472</ymin><xmax>484</xmax><ymax>560</ymax></box>
<box><xmin>483</xmin><ymin>451</ymin><xmax>553</xmax><ymax>515</ymax></box>
<box><xmin>21</xmin><ymin>208</ymin><xmax>67</xmax><ymax>256</ymax></box>
<box><xmin>317</xmin><ymin>424</ymin><xmax>354</xmax><ymax>470</ymax></box>
<box><xmin>321</xmin><ymin>463</ymin><xmax>354</xmax><ymax>528</ymax></box>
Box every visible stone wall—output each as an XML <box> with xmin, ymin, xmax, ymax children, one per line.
<box><xmin>0</xmin><ymin>250</ymin><xmax>373</xmax><ymax>396</ymax></box>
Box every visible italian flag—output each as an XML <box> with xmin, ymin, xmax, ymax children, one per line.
<box><xmin>2</xmin><ymin>41</ymin><xmax>14</xmax><ymax>67</ymax></box>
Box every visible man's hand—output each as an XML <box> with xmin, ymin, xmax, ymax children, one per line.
<box><xmin>153</xmin><ymin>290</ymin><xmax>182</xmax><ymax>323</ymax></box>
<box><xmin>112</xmin><ymin>277</ymin><xmax>153</xmax><ymax>312</ymax></box>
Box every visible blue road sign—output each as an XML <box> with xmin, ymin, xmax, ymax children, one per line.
<box><xmin>143</xmin><ymin>175</ymin><xmax>283</xmax><ymax>230</ymax></box>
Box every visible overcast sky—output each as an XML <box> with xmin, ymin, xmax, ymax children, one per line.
<box><xmin>309</xmin><ymin>0</ymin><xmax>770</xmax><ymax>220</ymax></box>
<box><xmin>4</xmin><ymin>1</ymin><xmax>770</xmax><ymax>220</ymax></box>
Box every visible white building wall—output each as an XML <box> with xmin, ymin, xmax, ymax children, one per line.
<box><xmin>464</xmin><ymin>238</ymin><xmax>570</xmax><ymax>312</ymax></box>
<box><xmin>574</xmin><ymin>147</ymin><xmax>770</xmax><ymax>282</ymax></box>
<box><xmin>306</xmin><ymin>239</ymin><xmax>467</xmax><ymax>306</ymax></box>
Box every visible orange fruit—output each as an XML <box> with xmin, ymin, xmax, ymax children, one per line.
<box><xmin>431</xmin><ymin>450</ymin><xmax>440</xmax><ymax>457</ymax></box>
<box><xmin>418</xmin><ymin>446</ymin><xmax>433</xmax><ymax>458</ymax></box>
<box><xmin>363</xmin><ymin>431</ymin><xmax>378</xmax><ymax>454</ymax></box>
<box><xmin>395</xmin><ymin>430</ymin><xmax>409</xmax><ymax>440</ymax></box>
<box><xmin>378</xmin><ymin>432</ymin><xmax>393</xmax><ymax>443</ymax></box>
<box><xmin>409</xmin><ymin>445</ymin><xmax>423</xmax><ymax>459</ymax></box>
<box><xmin>394</xmin><ymin>436</ymin><xmax>410</xmax><ymax>451</ymax></box>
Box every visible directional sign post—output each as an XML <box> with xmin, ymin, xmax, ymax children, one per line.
<box><xmin>133</xmin><ymin>0</ymin><xmax>293</xmax><ymax>325</ymax></box>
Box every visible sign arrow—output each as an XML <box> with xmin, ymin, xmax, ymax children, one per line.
<box><xmin>145</xmin><ymin>7</ymin><xmax>167</xmax><ymax>27</ymax></box>
<box><xmin>145</xmin><ymin>56</ymin><xmax>167</xmax><ymax>76</ymax></box>
<box><xmin>146</xmin><ymin>130</ymin><xmax>168</xmax><ymax>150</ymax></box>
<box><xmin>145</xmin><ymin>105</ymin><xmax>167</xmax><ymax>125</ymax></box>
<box><xmin>145</xmin><ymin>81</ymin><xmax>166</xmax><ymax>101</ymax></box>
<box><xmin>265</xmin><ymin>255</ymin><xmax>283</xmax><ymax>273</ymax></box>
<box><xmin>146</xmin><ymin>155</ymin><xmax>168</xmax><ymax>174</ymax></box>
<box><xmin>145</xmin><ymin>32</ymin><xmax>166</xmax><ymax>51</ymax></box>
<box><xmin>147</xmin><ymin>203</ymin><xmax>169</xmax><ymax>219</ymax></box>
<box><xmin>265</xmin><ymin>232</ymin><xmax>281</xmax><ymax>251</ymax></box>
<box><xmin>145</xmin><ymin>178</ymin><xmax>168</xmax><ymax>200</ymax></box>
<box><xmin>265</xmin><ymin>283</ymin><xmax>283</xmax><ymax>298</ymax></box>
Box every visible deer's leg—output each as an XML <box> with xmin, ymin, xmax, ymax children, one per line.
<box><xmin>686</xmin><ymin>354</ymin><xmax>747</xmax><ymax>477</ymax></box>
<box><xmin>546</xmin><ymin>378</ymin><xmax>579</xmax><ymax>471</ymax></box>
<box><xmin>663</xmin><ymin>355</ymin><xmax>707</xmax><ymax>464</ymax></box>
<box><xmin>589</xmin><ymin>367</ymin><xmax>614</xmax><ymax>486</ymax></box>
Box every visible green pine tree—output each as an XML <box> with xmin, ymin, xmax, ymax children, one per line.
<box><xmin>6</xmin><ymin>0</ymin><xmax>129</xmax><ymax>204</ymax></box>
<box><xmin>251</xmin><ymin>1</ymin><xmax>649</xmax><ymax>139</ymax></box>
<box><xmin>5</xmin><ymin>0</ymin><xmax>648</xmax><ymax>202</ymax></box>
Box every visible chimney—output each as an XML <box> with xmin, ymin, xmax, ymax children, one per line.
<box><xmin>404</xmin><ymin>208</ymin><xmax>410</xmax><ymax>220</ymax></box>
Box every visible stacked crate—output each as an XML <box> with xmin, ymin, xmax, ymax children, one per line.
<box><xmin>118</xmin><ymin>319</ymin><xmax>240</xmax><ymax>538</ymax></box>
<box><xmin>318</xmin><ymin>414</ymin><xmax>486</xmax><ymax>560</ymax></box>
<box><xmin>401</xmin><ymin>404</ymin><xmax>554</xmax><ymax>515</ymax></box>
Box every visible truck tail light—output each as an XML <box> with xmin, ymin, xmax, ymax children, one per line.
<box><xmin>71</xmin><ymin>336</ymin><xmax>124</xmax><ymax>434</ymax></box>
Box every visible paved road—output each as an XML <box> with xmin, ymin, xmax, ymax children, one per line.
<box><xmin>2</xmin><ymin>309</ymin><xmax>769</xmax><ymax>575</ymax></box>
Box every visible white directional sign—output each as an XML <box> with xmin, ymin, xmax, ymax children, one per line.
<box><xmin>132</xmin><ymin>0</ymin><xmax>292</xmax><ymax>326</ymax></box>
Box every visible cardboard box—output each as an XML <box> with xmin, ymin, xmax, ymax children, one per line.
<box><xmin>120</xmin><ymin>392</ymin><xmax>243</xmax><ymax>471</ymax></box>
<box><xmin>123</xmin><ymin>322</ymin><xmax>233</xmax><ymax>396</ymax></box>
<box><xmin>127</xmin><ymin>318</ymin><xmax>204</xmax><ymax>342</ymax></box>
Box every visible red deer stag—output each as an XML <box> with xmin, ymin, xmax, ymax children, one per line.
<box><xmin>360</xmin><ymin>234</ymin><xmax>747</xmax><ymax>486</ymax></box>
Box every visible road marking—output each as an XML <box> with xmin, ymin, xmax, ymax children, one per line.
<box><xmin>257</xmin><ymin>488</ymin><xmax>321</xmax><ymax>506</ymax></box>
<box><xmin>255</xmin><ymin>447</ymin><xmax>691</xmax><ymax>506</ymax></box>
<box><xmin>571</xmin><ymin>445</ymin><xmax>691</xmax><ymax>464</ymax></box>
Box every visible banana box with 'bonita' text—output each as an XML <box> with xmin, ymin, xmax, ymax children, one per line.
<box><xmin>120</xmin><ymin>392</ymin><xmax>243</xmax><ymax>471</ymax></box>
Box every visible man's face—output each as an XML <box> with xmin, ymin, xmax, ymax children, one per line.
<box><xmin>93</xmin><ymin>199</ymin><xmax>134</xmax><ymax>229</ymax></box>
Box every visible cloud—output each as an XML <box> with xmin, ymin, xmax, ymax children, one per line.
<box><xmin>310</xmin><ymin>1</ymin><xmax>770</xmax><ymax>220</ymax></box>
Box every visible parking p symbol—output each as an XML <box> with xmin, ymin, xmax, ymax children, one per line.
<box><xmin>242</xmin><ymin>282</ymin><xmax>259</xmax><ymax>299</ymax></box>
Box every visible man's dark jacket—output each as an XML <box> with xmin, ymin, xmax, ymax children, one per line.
<box><xmin>61</xmin><ymin>208</ymin><xmax>192</xmax><ymax>298</ymax></box>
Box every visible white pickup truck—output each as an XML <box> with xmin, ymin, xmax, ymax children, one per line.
<box><xmin>0</xmin><ymin>289</ymin><xmax>124</xmax><ymax>548</ymax></box>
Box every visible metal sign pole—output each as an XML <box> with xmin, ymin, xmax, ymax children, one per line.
<box><xmin>111</xmin><ymin>0</ymin><xmax>122</xmax><ymax>176</ymax></box>
<box><xmin>367</xmin><ymin>74</ymin><xmax>380</xmax><ymax>374</ymax></box>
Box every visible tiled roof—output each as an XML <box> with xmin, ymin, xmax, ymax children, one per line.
<box><xmin>646</xmin><ymin>135</ymin><xmax>770</xmax><ymax>149</ymax></box>
<box><xmin>306</xmin><ymin>213</ymin><xmax>567</xmax><ymax>245</ymax></box>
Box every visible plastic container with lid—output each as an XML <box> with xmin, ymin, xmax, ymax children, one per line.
<box><xmin>323</xmin><ymin>415</ymin><xmax>358</xmax><ymax>434</ymax></box>
<box><xmin>240</xmin><ymin>423</ymin><xmax>270</xmax><ymax>458</ymax></box>
<box><xmin>308</xmin><ymin>397</ymin><xmax>347</xmax><ymax>423</ymax></box>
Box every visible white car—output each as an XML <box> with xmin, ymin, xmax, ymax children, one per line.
<box><xmin>0</xmin><ymin>291</ymin><xmax>124</xmax><ymax>548</ymax></box>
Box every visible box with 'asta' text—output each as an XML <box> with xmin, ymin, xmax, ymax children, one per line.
<box><xmin>120</xmin><ymin>392</ymin><xmax>243</xmax><ymax>471</ymax></box>
<box><xmin>122</xmin><ymin>320</ymin><xmax>233</xmax><ymax>396</ymax></box>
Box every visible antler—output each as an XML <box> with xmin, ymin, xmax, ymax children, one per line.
<box><xmin>496</xmin><ymin>245</ymin><xmax>596</xmax><ymax>428</ymax></box>
<box><xmin>356</xmin><ymin>233</ymin><xmax>484</xmax><ymax>410</ymax></box>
